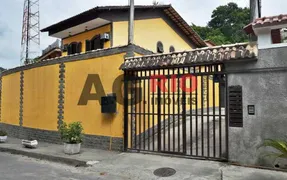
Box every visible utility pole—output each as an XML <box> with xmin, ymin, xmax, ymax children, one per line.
<box><xmin>128</xmin><ymin>0</ymin><xmax>135</xmax><ymax>45</ymax></box>
<box><xmin>249</xmin><ymin>0</ymin><xmax>261</xmax><ymax>41</ymax></box>
<box><xmin>250</xmin><ymin>0</ymin><xmax>261</xmax><ymax>22</ymax></box>
<box><xmin>126</xmin><ymin>0</ymin><xmax>135</xmax><ymax>57</ymax></box>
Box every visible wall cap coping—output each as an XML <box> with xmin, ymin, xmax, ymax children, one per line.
<box><xmin>1</xmin><ymin>44</ymin><xmax>153</xmax><ymax>77</ymax></box>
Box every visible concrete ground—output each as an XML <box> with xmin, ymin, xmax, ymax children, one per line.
<box><xmin>90</xmin><ymin>153</ymin><xmax>287</xmax><ymax>180</ymax></box>
<box><xmin>1</xmin><ymin>137</ymin><xmax>287</xmax><ymax>179</ymax></box>
<box><xmin>1</xmin><ymin>152</ymin><xmax>287</xmax><ymax>180</ymax></box>
<box><xmin>139</xmin><ymin>108</ymin><xmax>227</xmax><ymax>158</ymax></box>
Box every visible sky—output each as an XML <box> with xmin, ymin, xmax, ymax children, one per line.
<box><xmin>0</xmin><ymin>0</ymin><xmax>286</xmax><ymax>69</ymax></box>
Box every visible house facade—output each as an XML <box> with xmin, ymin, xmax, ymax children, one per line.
<box><xmin>41</xmin><ymin>5</ymin><xmax>206</xmax><ymax>56</ymax></box>
<box><xmin>0</xmin><ymin>5</ymin><xmax>205</xmax><ymax>151</ymax></box>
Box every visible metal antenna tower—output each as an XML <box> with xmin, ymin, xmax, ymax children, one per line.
<box><xmin>21</xmin><ymin>0</ymin><xmax>40</xmax><ymax>65</ymax></box>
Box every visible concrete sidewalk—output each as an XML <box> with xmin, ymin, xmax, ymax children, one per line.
<box><xmin>0</xmin><ymin>137</ymin><xmax>119</xmax><ymax>167</ymax></box>
<box><xmin>88</xmin><ymin>153</ymin><xmax>287</xmax><ymax>180</ymax></box>
<box><xmin>1</xmin><ymin>137</ymin><xmax>287</xmax><ymax>179</ymax></box>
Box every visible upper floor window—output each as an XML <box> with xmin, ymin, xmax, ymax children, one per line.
<box><xmin>157</xmin><ymin>41</ymin><xmax>164</xmax><ymax>53</ymax></box>
<box><xmin>271</xmin><ymin>28</ymin><xmax>287</xmax><ymax>44</ymax></box>
<box><xmin>86</xmin><ymin>33</ymin><xmax>110</xmax><ymax>51</ymax></box>
<box><xmin>67</xmin><ymin>42</ymin><xmax>82</xmax><ymax>55</ymax></box>
<box><xmin>169</xmin><ymin>46</ymin><xmax>175</xmax><ymax>53</ymax></box>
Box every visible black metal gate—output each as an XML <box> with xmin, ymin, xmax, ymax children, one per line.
<box><xmin>124</xmin><ymin>64</ymin><xmax>228</xmax><ymax>161</ymax></box>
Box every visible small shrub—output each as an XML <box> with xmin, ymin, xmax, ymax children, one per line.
<box><xmin>59</xmin><ymin>122</ymin><xmax>83</xmax><ymax>144</ymax></box>
<box><xmin>259</xmin><ymin>139</ymin><xmax>287</xmax><ymax>160</ymax></box>
<box><xmin>0</xmin><ymin>130</ymin><xmax>7</xmax><ymax>136</ymax></box>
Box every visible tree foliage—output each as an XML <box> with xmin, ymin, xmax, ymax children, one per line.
<box><xmin>192</xmin><ymin>2</ymin><xmax>250</xmax><ymax>45</ymax></box>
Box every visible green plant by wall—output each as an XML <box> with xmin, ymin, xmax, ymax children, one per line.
<box><xmin>59</xmin><ymin>122</ymin><xmax>83</xmax><ymax>144</ymax></box>
<box><xmin>259</xmin><ymin>139</ymin><xmax>287</xmax><ymax>160</ymax></box>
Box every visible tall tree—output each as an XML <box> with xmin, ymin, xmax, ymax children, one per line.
<box><xmin>192</xmin><ymin>2</ymin><xmax>250</xmax><ymax>45</ymax></box>
<box><xmin>192</xmin><ymin>25</ymin><xmax>229</xmax><ymax>45</ymax></box>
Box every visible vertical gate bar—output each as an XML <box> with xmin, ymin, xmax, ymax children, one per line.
<box><xmin>152</xmin><ymin>69</ymin><xmax>155</xmax><ymax>151</ymax></box>
<box><xmin>173</xmin><ymin>68</ymin><xmax>176</xmax><ymax>152</ymax></box>
<box><xmin>212</xmin><ymin>65</ymin><xmax>216</xmax><ymax>157</ymax></box>
<box><xmin>177</xmin><ymin>68</ymin><xmax>180</xmax><ymax>153</ymax></box>
<box><xmin>124</xmin><ymin>71</ymin><xmax>129</xmax><ymax>151</ymax></box>
<box><xmin>189</xmin><ymin>67</ymin><xmax>193</xmax><ymax>155</ymax></box>
<box><xmin>143</xmin><ymin>71</ymin><xmax>146</xmax><ymax>150</ymax></box>
<box><xmin>167</xmin><ymin>69</ymin><xmax>171</xmax><ymax>152</ymax></box>
<box><xmin>148</xmin><ymin>70</ymin><xmax>151</xmax><ymax>151</ymax></box>
<box><xmin>195</xmin><ymin>66</ymin><xmax>198</xmax><ymax>156</ymax></box>
<box><xmin>163</xmin><ymin>69</ymin><xmax>166</xmax><ymax>152</ymax></box>
<box><xmin>157</xmin><ymin>69</ymin><xmax>161</xmax><ymax>152</ymax></box>
<box><xmin>207</xmin><ymin>66</ymin><xmax>210</xmax><ymax>157</ymax></box>
<box><xmin>218</xmin><ymin>65</ymin><xmax>222</xmax><ymax>157</ymax></box>
<box><xmin>135</xmin><ymin>72</ymin><xmax>138</xmax><ymax>149</ymax></box>
<box><xmin>182</xmin><ymin>67</ymin><xmax>187</xmax><ymax>154</ymax></box>
<box><xmin>225</xmin><ymin>67</ymin><xmax>229</xmax><ymax>160</ymax></box>
<box><xmin>130</xmin><ymin>71</ymin><xmax>134</xmax><ymax>149</ymax></box>
<box><xmin>139</xmin><ymin>71</ymin><xmax>142</xmax><ymax>150</ymax></box>
<box><xmin>200</xmin><ymin>66</ymin><xmax>204</xmax><ymax>156</ymax></box>
<box><xmin>168</xmin><ymin>69</ymin><xmax>171</xmax><ymax>152</ymax></box>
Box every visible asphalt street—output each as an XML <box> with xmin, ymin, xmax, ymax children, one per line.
<box><xmin>0</xmin><ymin>152</ymin><xmax>119</xmax><ymax>180</ymax></box>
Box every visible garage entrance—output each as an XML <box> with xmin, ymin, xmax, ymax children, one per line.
<box><xmin>123</xmin><ymin>64</ymin><xmax>228</xmax><ymax>161</ymax></box>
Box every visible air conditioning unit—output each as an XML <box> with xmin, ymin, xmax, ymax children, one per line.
<box><xmin>100</xmin><ymin>33</ymin><xmax>110</xmax><ymax>41</ymax></box>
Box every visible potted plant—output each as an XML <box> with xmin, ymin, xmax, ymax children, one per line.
<box><xmin>0</xmin><ymin>130</ymin><xmax>7</xmax><ymax>143</ymax></box>
<box><xmin>59</xmin><ymin>121</ymin><xmax>83</xmax><ymax>155</ymax></box>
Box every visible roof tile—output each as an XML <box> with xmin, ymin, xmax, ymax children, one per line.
<box><xmin>120</xmin><ymin>43</ymin><xmax>257</xmax><ymax>70</ymax></box>
<box><xmin>244</xmin><ymin>14</ymin><xmax>287</xmax><ymax>34</ymax></box>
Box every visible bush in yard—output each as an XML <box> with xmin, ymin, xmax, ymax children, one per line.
<box><xmin>59</xmin><ymin>122</ymin><xmax>83</xmax><ymax>144</ymax></box>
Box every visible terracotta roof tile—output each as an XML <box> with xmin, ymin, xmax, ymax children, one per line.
<box><xmin>244</xmin><ymin>14</ymin><xmax>287</xmax><ymax>34</ymax></box>
<box><xmin>120</xmin><ymin>43</ymin><xmax>257</xmax><ymax>70</ymax></box>
<box><xmin>253</xmin><ymin>14</ymin><xmax>287</xmax><ymax>27</ymax></box>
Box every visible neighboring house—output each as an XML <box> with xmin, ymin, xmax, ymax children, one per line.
<box><xmin>41</xmin><ymin>5</ymin><xmax>206</xmax><ymax>56</ymax></box>
<box><xmin>38</xmin><ymin>40</ymin><xmax>62</xmax><ymax>61</ymax></box>
<box><xmin>244</xmin><ymin>14</ymin><xmax>287</xmax><ymax>48</ymax></box>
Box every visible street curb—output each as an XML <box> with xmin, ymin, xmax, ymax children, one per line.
<box><xmin>0</xmin><ymin>147</ymin><xmax>88</xmax><ymax>167</ymax></box>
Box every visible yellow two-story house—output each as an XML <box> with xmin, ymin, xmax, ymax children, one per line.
<box><xmin>0</xmin><ymin>5</ymin><xmax>206</xmax><ymax>151</ymax></box>
<box><xmin>41</xmin><ymin>5</ymin><xmax>206</xmax><ymax>55</ymax></box>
